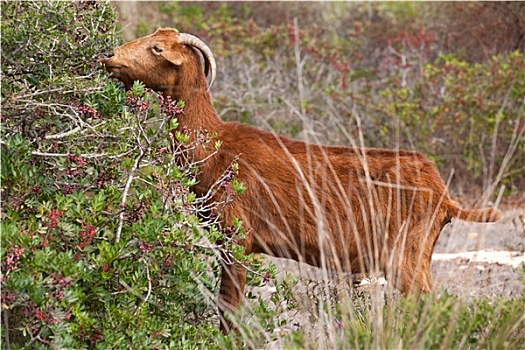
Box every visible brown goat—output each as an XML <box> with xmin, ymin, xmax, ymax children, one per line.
<box><xmin>102</xmin><ymin>28</ymin><xmax>501</xmax><ymax>334</ymax></box>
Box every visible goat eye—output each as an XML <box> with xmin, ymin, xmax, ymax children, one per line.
<box><xmin>152</xmin><ymin>45</ymin><xmax>163</xmax><ymax>54</ymax></box>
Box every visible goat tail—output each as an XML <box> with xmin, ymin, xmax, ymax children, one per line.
<box><xmin>447</xmin><ymin>203</ymin><xmax>502</xmax><ymax>223</ymax></box>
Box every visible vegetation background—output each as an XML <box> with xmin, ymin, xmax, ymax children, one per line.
<box><xmin>114</xmin><ymin>1</ymin><xmax>525</xmax><ymax>200</ymax></box>
<box><xmin>1</xmin><ymin>1</ymin><xmax>524</xmax><ymax>349</ymax></box>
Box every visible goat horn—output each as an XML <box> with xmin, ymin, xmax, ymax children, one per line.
<box><xmin>178</xmin><ymin>33</ymin><xmax>216</xmax><ymax>89</ymax></box>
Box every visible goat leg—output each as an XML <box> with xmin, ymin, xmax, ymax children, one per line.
<box><xmin>218</xmin><ymin>258</ymin><xmax>247</xmax><ymax>334</ymax></box>
<box><xmin>389</xmin><ymin>218</ymin><xmax>438</xmax><ymax>294</ymax></box>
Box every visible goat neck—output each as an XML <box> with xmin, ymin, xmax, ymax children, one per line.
<box><xmin>164</xmin><ymin>74</ymin><xmax>222</xmax><ymax>135</ymax></box>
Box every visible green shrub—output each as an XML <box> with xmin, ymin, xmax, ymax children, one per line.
<box><xmin>282</xmin><ymin>282</ymin><xmax>525</xmax><ymax>349</ymax></box>
<box><xmin>363</xmin><ymin>50</ymin><xmax>525</xmax><ymax>193</ymax></box>
<box><xmin>1</xmin><ymin>83</ymin><xmax>227</xmax><ymax>348</ymax></box>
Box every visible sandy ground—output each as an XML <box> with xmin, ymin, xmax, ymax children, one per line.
<box><xmin>432</xmin><ymin>208</ymin><xmax>524</xmax><ymax>298</ymax></box>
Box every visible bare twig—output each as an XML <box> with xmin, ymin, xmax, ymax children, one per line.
<box><xmin>143</xmin><ymin>261</ymin><xmax>152</xmax><ymax>304</ymax></box>
<box><xmin>31</xmin><ymin>150</ymin><xmax>106</xmax><ymax>158</ymax></box>
<box><xmin>115</xmin><ymin>108</ymin><xmax>170</xmax><ymax>243</ymax></box>
<box><xmin>26</xmin><ymin>325</ymin><xmax>47</xmax><ymax>347</ymax></box>
<box><xmin>2</xmin><ymin>309</ymin><xmax>11</xmax><ymax>350</ymax></box>
<box><xmin>480</xmin><ymin>117</ymin><xmax>525</xmax><ymax>206</ymax></box>
<box><xmin>31</xmin><ymin>147</ymin><xmax>134</xmax><ymax>160</ymax></box>
<box><xmin>293</xmin><ymin>17</ymin><xmax>307</xmax><ymax>118</ymax></box>
<box><xmin>118</xmin><ymin>278</ymin><xmax>161</xmax><ymax>308</ymax></box>
<box><xmin>131</xmin><ymin>260</ymin><xmax>153</xmax><ymax>314</ymax></box>
<box><xmin>115</xmin><ymin>142</ymin><xmax>147</xmax><ymax>243</ymax></box>
<box><xmin>486</xmin><ymin>84</ymin><xmax>512</xmax><ymax>190</ymax></box>
<box><xmin>44</xmin><ymin>126</ymin><xmax>82</xmax><ymax>140</ymax></box>
<box><xmin>11</xmin><ymin>86</ymin><xmax>102</xmax><ymax>100</ymax></box>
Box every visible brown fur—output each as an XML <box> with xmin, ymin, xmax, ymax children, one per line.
<box><xmin>103</xmin><ymin>28</ymin><xmax>501</xmax><ymax>334</ymax></box>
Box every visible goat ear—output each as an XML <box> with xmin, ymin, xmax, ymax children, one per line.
<box><xmin>160</xmin><ymin>50</ymin><xmax>185</xmax><ymax>66</ymax></box>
